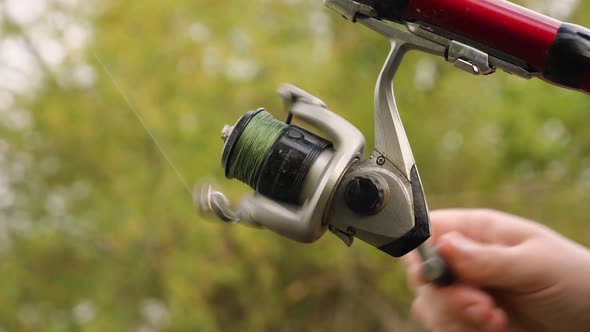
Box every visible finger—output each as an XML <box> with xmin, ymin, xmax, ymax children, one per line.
<box><xmin>402</xmin><ymin>251</ymin><xmax>427</xmax><ymax>290</ymax></box>
<box><xmin>401</xmin><ymin>250</ymin><xmax>421</xmax><ymax>269</ymax></box>
<box><xmin>429</xmin><ymin>209</ymin><xmax>543</xmax><ymax>246</ymax></box>
<box><xmin>412</xmin><ymin>284</ymin><xmax>507</xmax><ymax>331</ymax></box>
<box><xmin>413</xmin><ymin>284</ymin><xmax>495</xmax><ymax>324</ymax></box>
<box><xmin>433</xmin><ymin>309</ymin><xmax>508</xmax><ymax>332</ymax></box>
<box><xmin>437</xmin><ymin>231</ymin><xmax>522</xmax><ymax>288</ymax></box>
<box><xmin>435</xmin><ymin>322</ymin><xmax>482</xmax><ymax>332</ymax></box>
<box><xmin>486</xmin><ymin>308</ymin><xmax>508</xmax><ymax>332</ymax></box>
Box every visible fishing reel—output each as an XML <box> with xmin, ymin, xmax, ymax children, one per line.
<box><xmin>195</xmin><ymin>7</ymin><xmax>456</xmax><ymax>283</ymax></box>
<box><xmin>197</xmin><ymin>82</ymin><xmax>449</xmax><ymax>283</ymax></box>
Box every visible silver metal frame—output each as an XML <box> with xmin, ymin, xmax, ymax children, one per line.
<box><xmin>360</xmin><ymin>17</ymin><xmax>446</xmax><ymax>179</ymax></box>
<box><xmin>326</xmin><ymin>0</ymin><xmax>459</xmax><ymax>282</ymax></box>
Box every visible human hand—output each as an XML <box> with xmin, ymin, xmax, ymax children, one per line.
<box><xmin>404</xmin><ymin>209</ymin><xmax>590</xmax><ymax>332</ymax></box>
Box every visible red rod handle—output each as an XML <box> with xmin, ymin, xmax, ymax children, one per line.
<box><xmin>365</xmin><ymin>0</ymin><xmax>590</xmax><ymax>94</ymax></box>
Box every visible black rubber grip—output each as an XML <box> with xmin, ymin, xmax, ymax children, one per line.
<box><xmin>544</xmin><ymin>23</ymin><xmax>590</xmax><ymax>92</ymax></box>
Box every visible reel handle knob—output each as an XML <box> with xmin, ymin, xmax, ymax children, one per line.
<box><xmin>193</xmin><ymin>182</ymin><xmax>239</xmax><ymax>223</ymax></box>
<box><xmin>418</xmin><ymin>243</ymin><xmax>456</xmax><ymax>286</ymax></box>
<box><xmin>344</xmin><ymin>175</ymin><xmax>385</xmax><ymax>216</ymax></box>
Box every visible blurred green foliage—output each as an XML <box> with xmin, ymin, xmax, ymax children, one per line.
<box><xmin>1</xmin><ymin>0</ymin><xmax>590</xmax><ymax>331</ymax></box>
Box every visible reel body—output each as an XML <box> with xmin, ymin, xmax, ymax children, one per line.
<box><xmin>213</xmin><ymin>84</ymin><xmax>429</xmax><ymax>257</ymax></box>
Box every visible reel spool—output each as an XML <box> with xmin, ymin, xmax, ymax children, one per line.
<box><xmin>222</xmin><ymin>109</ymin><xmax>332</xmax><ymax>205</ymax></box>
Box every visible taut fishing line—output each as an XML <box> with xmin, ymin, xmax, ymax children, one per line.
<box><xmin>94</xmin><ymin>54</ymin><xmax>192</xmax><ymax>197</ymax></box>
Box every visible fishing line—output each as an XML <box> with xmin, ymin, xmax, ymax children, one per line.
<box><xmin>227</xmin><ymin>111</ymin><xmax>287</xmax><ymax>187</ymax></box>
<box><xmin>94</xmin><ymin>53</ymin><xmax>192</xmax><ymax>196</ymax></box>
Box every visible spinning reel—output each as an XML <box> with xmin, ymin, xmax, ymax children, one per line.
<box><xmin>196</xmin><ymin>0</ymin><xmax>590</xmax><ymax>285</ymax></box>
<box><xmin>197</xmin><ymin>82</ymin><xmax>450</xmax><ymax>283</ymax></box>
<box><xmin>196</xmin><ymin>6</ymin><xmax>455</xmax><ymax>285</ymax></box>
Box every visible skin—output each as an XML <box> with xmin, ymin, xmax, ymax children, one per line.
<box><xmin>403</xmin><ymin>209</ymin><xmax>590</xmax><ymax>332</ymax></box>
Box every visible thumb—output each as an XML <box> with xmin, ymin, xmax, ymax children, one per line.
<box><xmin>437</xmin><ymin>232</ymin><xmax>519</xmax><ymax>289</ymax></box>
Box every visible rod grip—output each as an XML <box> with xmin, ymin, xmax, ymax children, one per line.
<box><xmin>543</xmin><ymin>23</ymin><xmax>590</xmax><ymax>94</ymax></box>
<box><xmin>359</xmin><ymin>0</ymin><xmax>590</xmax><ymax>94</ymax></box>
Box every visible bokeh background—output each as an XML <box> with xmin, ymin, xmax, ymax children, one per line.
<box><xmin>0</xmin><ymin>0</ymin><xmax>589</xmax><ymax>331</ymax></box>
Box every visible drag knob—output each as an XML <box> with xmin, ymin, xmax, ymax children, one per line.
<box><xmin>344</xmin><ymin>175</ymin><xmax>385</xmax><ymax>216</ymax></box>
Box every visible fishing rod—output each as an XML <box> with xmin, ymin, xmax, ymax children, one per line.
<box><xmin>348</xmin><ymin>0</ymin><xmax>590</xmax><ymax>92</ymax></box>
<box><xmin>195</xmin><ymin>0</ymin><xmax>590</xmax><ymax>286</ymax></box>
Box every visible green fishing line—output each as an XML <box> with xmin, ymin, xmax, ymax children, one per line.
<box><xmin>228</xmin><ymin>111</ymin><xmax>287</xmax><ymax>187</ymax></box>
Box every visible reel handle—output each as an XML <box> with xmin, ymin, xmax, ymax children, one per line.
<box><xmin>418</xmin><ymin>244</ymin><xmax>456</xmax><ymax>286</ymax></box>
